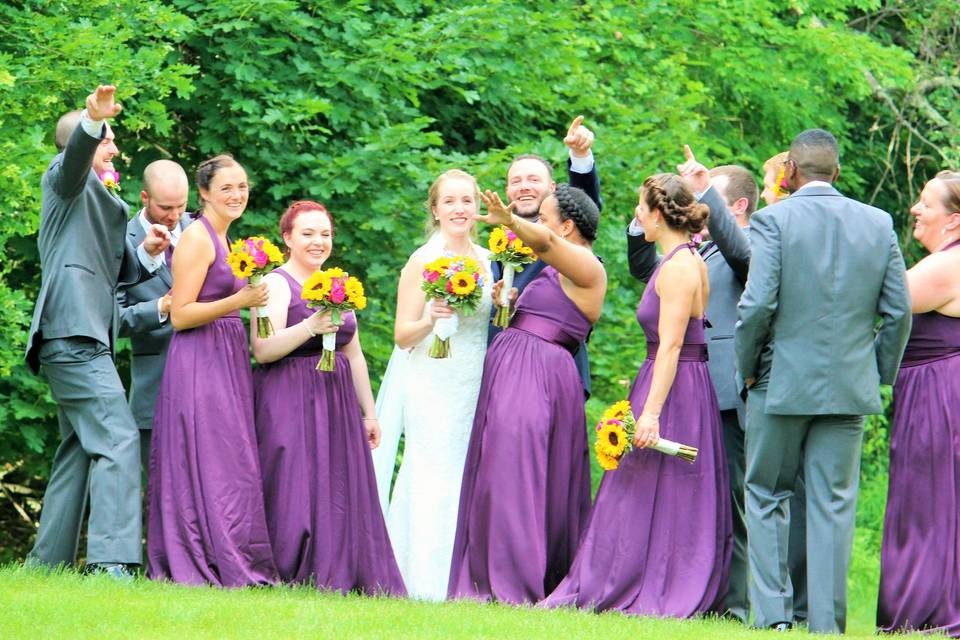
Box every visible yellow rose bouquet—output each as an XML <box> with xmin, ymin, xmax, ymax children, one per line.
<box><xmin>488</xmin><ymin>225</ymin><xmax>536</xmax><ymax>327</ymax></box>
<box><xmin>594</xmin><ymin>399</ymin><xmax>698</xmax><ymax>471</ymax></box>
<box><xmin>420</xmin><ymin>255</ymin><xmax>485</xmax><ymax>358</ymax></box>
<box><xmin>226</xmin><ymin>236</ymin><xmax>285</xmax><ymax>338</ymax></box>
<box><xmin>301</xmin><ymin>267</ymin><xmax>367</xmax><ymax>371</ymax></box>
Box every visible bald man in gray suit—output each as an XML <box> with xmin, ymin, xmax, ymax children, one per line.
<box><xmin>736</xmin><ymin>129</ymin><xmax>911</xmax><ymax>633</ymax></box>
<box><xmin>25</xmin><ymin>86</ymin><xmax>170</xmax><ymax>578</ymax></box>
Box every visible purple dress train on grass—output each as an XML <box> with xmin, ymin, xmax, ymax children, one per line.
<box><xmin>878</xmin><ymin>239</ymin><xmax>960</xmax><ymax>637</ymax></box>
<box><xmin>447</xmin><ymin>265</ymin><xmax>593</xmax><ymax>605</ymax></box>
<box><xmin>544</xmin><ymin>242</ymin><xmax>731</xmax><ymax>618</ymax></box>
<box><xmin>147</xmin><ymin>216</ymin><xmax>277</xmax><ymax>586</ymax></box>
<box><xmin>253</xmin><ymin>269</ymin><xmax>405</xmax><ymax>595</ymax></box>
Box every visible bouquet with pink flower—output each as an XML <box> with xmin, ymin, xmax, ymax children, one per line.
<box><xmin>301</xmin><ymin>267</ymin><xmax>367</xmax><ymax>371</ymax></box>
<box><xmin>420</xmin><ymin>254</ymin><xmax>485</xmax><ymax>358</ymax></box>
<box><xmin>488</xmin><ymin>225</ymin><xmax>536</xmax><ymax>327</ymax></box>
<box><xmin>227</xmin><ymin>236</ymin><xmax>285</xmax><ymax>337</ymax></box>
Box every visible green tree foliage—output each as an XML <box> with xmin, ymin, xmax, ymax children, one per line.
<box><xmin>0</xmin><ymin>0</ymin><xmax>937</xmax><ymax>496</ymax></box>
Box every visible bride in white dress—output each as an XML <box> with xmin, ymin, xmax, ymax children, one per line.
<box><xmin>372</xmin><ymin>169</ymin><xmax>492</xmax><ymax>600</ymax></box>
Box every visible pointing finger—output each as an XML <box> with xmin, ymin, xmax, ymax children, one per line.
<box><xmin>566</xmin><ymin>115</ymin><xmax>584</xmax><ymax>139</ymax></box>
<box><xmin>683</xmin><ymin>144</ymin><xmax>695</xmax><ymax>162</ymax></box>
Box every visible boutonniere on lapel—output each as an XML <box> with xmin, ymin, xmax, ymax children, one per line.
<box><xmin>99</xmin><ymin>169</ymin><xmax>121</xmax><ymax>194</ymax></box>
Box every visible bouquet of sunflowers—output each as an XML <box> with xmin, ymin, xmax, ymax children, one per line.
<box><xmin>301</xmin><ymin>267</ymin><xmax>367</xmax><ymax>371</ymax></box>
<box><xmin>594</xmin><ymin>399</ymin><xmax>698</xmax><ymax>471</ymax></box>
<box><xmin>421</xmin><ymin>254</ymin><xmax>485</xmax><ymax>358</ymax></box>
<box><xmin>227</xmin><ymin>236</ymin><xmax>285</xmax><ymax>337</ymax></box>
<box><xmin>488</xmin><ymin>225</ymin><xmax>536</xmax><ymax>327</ymax></box>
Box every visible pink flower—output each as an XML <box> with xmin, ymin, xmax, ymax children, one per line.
<box><xmin>473</xmin><ymin>272</ymin><xmax>479</xmax><ymax>281</ymax></box>
<box><xmin>445</xmin><ymin>280</ymin><xmax>454</xmax><ymax>293</ymax></box>
<box><xmin>423</xmin><ymin>270</ymin><xmax>440</xmax><ymax>283</ymax></box>
<box><xmin>329</xmin><ymin>282</ymin><xmax>346</xmax><ymax>304</ymax></box>
<box><xmin>252</xmin><ymin>250</ymin><xmax>269</xmax><ymax>268</ymax></box>
<box><xmin>506</xmin><ymin>229</ymin><xmax>517</xmax><ymax>242</ymax></box>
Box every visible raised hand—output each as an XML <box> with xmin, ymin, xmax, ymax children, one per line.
<box><xmin>563</xmin><ymin>115</ymin><xmax>595</xmax><ymax>158</ymax></box>
<box><xmin>477</xmin><ymin>190</ymin><xmax>517</xmax><ymax>226</ymax></box>
<box><xmin>676</xmin><ymin>144</ymin><xmax>711</xmax><ymax>195</ymax></box>
<box><xmin>85</xmin><ymin>85</ymin><xmax>122</xmax><ymax>121</ymax></box>
<box><xmin>143</xmin><ymin>224</ymin><xmax>172</xmax><ymax>257</ymax></box>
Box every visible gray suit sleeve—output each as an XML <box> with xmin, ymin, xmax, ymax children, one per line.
<box><xmin>874</xmin><ymin>227</ymin><xmax>912</xmax><ymax>385</ymax></box>
<box><xmin>117</xmin><ymin>291</ymin><xmax>164</xmax><ymax>338</ymax></box>
<box><xmin>701</xmin><ymin>186</ymin><xmax>750</xmax><ymax>282</ymax></box>
<box><xmin>50</xmin><ymin>124</ymin><xmax>101</xmax><ymax>199</ymax></box>
<box><xmin>735</xmin><ymin>211</ymin><xmax>780</xmax><ymax>380</ymax></box>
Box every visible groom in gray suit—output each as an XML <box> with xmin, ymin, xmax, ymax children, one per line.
<box><xmin>118</xmin><ymin>160</ymin><xmax>190</xmax><ymax>469</ymax></box>
<box><xmin>25</xmin><ymin>86</ymin><xmax>171</xmax><ymax>577</ymax></box>
<box><xmin>736</xmin><ymin>129</ymin><xmax>911</xmax><ymax>633</ymax></box>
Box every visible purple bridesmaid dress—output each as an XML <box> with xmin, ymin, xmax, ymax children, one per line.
<box><xmin>147</xmin><ymin>216</ymin><xmax>278</xmax><ymax>586</ymax></box>
<box><xmin>544</xmin><ymin>242</ymin><xmax>732</xmax><ymax>617</ymax></box>
<box><xmin>253</xmin><ymin>269</ymin><xmax>405</xmax><ymax>595</ymax></box>
<box><xmin>447</xmin><ymin>265</ymin><xmax>594</xmax><ymax>604</ymax></box>
<box><xmin>878</xmin><ymin>239</ymin><xmax>960</xmax><ymax>636</ymax></box>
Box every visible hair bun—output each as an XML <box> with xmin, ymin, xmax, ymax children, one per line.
<box><xmin>642</xmin><ymin>173</ymin><xmax>710</xmax><ymax>235</ymax></box>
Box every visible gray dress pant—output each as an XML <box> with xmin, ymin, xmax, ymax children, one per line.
<box><xmin>745</xmin><ymin>385</ymin><xmax>863</xmax><ymax>634</ymax></box>
<box><xmin>721</xmin><ymin>408</ymin><xmax>749</xmax><ymax>623</ymax></box>
<box><xmin>28</xmin><ymin>337</ymin><xmax>142</xmax><ymax>566</ymax></box>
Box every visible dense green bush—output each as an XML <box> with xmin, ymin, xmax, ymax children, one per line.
<box><xmin>1</xmin><ymin>0</ymin><xmax>951</xmax><ymax>556</ymax></box>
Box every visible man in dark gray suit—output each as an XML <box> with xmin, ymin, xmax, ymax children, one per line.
<box><xmin>627</xmin><ymin>149</ymin><xmax>755</xmax><ymax>622</ymax></box>
<box><xmin>736</xmin><ymin>129</ymin><xmax>911</xmax><ymax>633</ymax></box>
<box><xmin>25</xmin><ymin>86</ymin><xmax>171</xmax><ymax>577</ymax></box>
<box><xmin>118</xmin><ymin>160</ymin><xmax>190</xmax><ymax>469</ymax></box>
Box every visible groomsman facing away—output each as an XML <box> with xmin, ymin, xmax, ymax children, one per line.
<box><xmin>118</xmin><ymin>160</ymin><xmax>191</xmax><ymax>469</ymax></box>
<box><xmin>735</xmin><ymin>128</ymin><xmax>912</xmax><ymax>633</ymax></box>
<box><xmin>25</xmin><ymin>86</ymin><xmax>171</xmax><ymax>578</ymax></box>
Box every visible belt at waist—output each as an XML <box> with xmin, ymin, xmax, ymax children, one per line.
<box><xmin>901</xmin><ymin>346</ymin><xmax>960</xmax><ymax>367</ymax></box>
<box><xmin>510</xmin><ymin>313</ymin><xmax>580</xmax><ymax>355</ymax></box>
<box><xmin>645</xmin><ymin>341</ymin><xmax>708</xmax><ymax>362</ymax></box>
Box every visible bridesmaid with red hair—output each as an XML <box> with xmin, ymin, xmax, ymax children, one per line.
<box><xmin>251</xmin><ymin>200</ymin><xmax>405</xmax><ymax>594</ymax></box>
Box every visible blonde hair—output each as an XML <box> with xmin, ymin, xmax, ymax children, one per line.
<box><xmin>763</xmin><ymin>151</ymin><xmax>789</xmax><ymax>177</ymax></box>
<box><xmin>424</xmin><ymin>169</ymin><xmax>480</xmax><ymax>237</ymax></box>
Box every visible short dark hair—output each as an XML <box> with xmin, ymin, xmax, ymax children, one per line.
<box><xmin>506</xmin><ymin>154</ymin><xmax>554</xmax><ymax>181</ymax></box>
<box><xmin>789</xmin><ymin>129</ymin><xmax>839</xmax><ymax>181</ymax></box>
<box><xmin>709</xmin><ymin>165</ymin><xmax>759</xmax><ymax>216</ymax></box>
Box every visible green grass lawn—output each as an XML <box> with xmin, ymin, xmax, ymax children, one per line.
<box><xmin>0</xmin><ymin>556</ymin><xmax>909</xmax><ymax>640</ymax></box>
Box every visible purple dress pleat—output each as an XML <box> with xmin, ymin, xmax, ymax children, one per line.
<box><xmin>147</xmin><ymin>216</ymin><xmax>278</xmax><ymax>587</ymax></box>
<box><xmin>878</xmin><ymin>247</ymin><xmax>960</xmax><ymax>636</ymax></box>
<box><xmin>447</xmin><ymin>265</ymin><xmax>594</xmax><ymax>604</ymax></box>
<box><xmin>253</xmin><ymin>269</ymin><xmax>405</xmax><ymax>595</ymax></box>
<box><xmin>544</xmin><ymin>242</ymin><xmax>732</xmax><ymax>618</ymax></box>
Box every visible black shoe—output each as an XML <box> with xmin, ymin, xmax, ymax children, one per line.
<box><xmin>87</xmin><ymin>562</ymin><xmax>135</xmax><ymax>581</ymax></box>
<box><xmin>770</xmin><ymin>622</ymin><xmax>793</xmax><ymax>632</ymax></box>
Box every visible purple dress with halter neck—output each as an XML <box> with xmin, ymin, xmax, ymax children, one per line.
<box><xmin>447</xmin><ymin>265</ymin><xmax>594</xmax><ymax>604</ymax></box>
<box><xmin>877</xmin><ymin>239</ymin><xmax>960</xmax><ymax>636</ymax></box>
<box><xmin>253</xmin><ymin>268</ymin><xmax>405</xmax><ymax>594</ymax></box>
<box><xmin>544</xmin><ymin>242</ymin><xmax>731</xmax><ymax>617</ymax></box>
<box><xmin>147</xmin><ymin>216</ymin><xmax>278</xmax><ymax>586</ymax></box>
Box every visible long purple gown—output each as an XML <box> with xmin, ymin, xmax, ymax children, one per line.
<box><xmin>878</xmin><ymin>239</ymin><xmax>960</xmax><ymax>636</ymax></box>
<box><xmin>544</xmin><ymin>242</ymin><xmax>732</xmax><ymax>617</ymax></box>
<box><xmin>447</xmin><ymin>265</ymin><xmax>594</xmax><ymax>605</ymax></box>
<box><xmin>253</xmin><ymin>269</ymin><xmax>405</xmax><ymax>594</ymax></box>
<box><xmin>147</xmin><ymin>216</ymin><xmax>277</xmax><ymax>586</ymax></box>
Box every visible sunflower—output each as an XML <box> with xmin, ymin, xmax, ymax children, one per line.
<box><xmin>227</xmin><ymin>252</ymin><xmax>254</xmax><ymax>279</ymax></box>
<box><xmin>489</xmin><ymin>227</ymin><xmax>509</xmax><ymax>253</ymax></box>
<box><xmin>596</xmin><ymin>421</ymin><xmax>629</xmax><ymax>458</ymax></box>
<box><xmin>602</xmin><ymin>400</ymin><xmax>632</xmax><ymax>423</ymax></box>
<box><xmin>449</xmin><ymin>272</ymin><xmax>476</xmax><ymax>296</ymax></box>
<box><xmin>302</xmin><ymin>270</ymin><xmax>332</xmax><ymax>301</ymax></box>
<box><xmin>324</xmin><ymin>266</ymin><xmax>346</xmax><ymax>279</ymax></box>
<box><xmin>595</xmin><ymin>442</ymin><xmax>620</xmax><ymax>471</ymax></box>
<box><xmin>344</xmin><ymin>277</ymin><xmax>365</xmax><ymax>299</ymax></box>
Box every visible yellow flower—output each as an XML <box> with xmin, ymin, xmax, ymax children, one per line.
<box><xmin>602</xmin><ymin>400</ymin><xmax>632</xmax><ymax>423</ymax></box>
<box><xmin>595</xmin><ymin>441</ymin><xmax>620</xmax><ymax>471</ymax></box>
<box><xmin>449</xmin><ymin>272</ymin><xmax>476</xmax><ymax>296</ymax></box>
<box><xmin>352</xmin><ymin>294</ymin><xmax>368</xmax><ymax>310</ymax></box>
<box><xmin>344</xmin><ymin>277</ymin><xmax>365</xmax><ymax>299</ymax></box>
<box><xmin>324</xmin><ymin>267</ymin><xmax>347</xmax><ymax>279</ymax></box>
<box><xmin>489</xmin><ymin>227</ymin><xmax>509</xmax><ymax>254</ymax></box>
<box><xmin>596</xmin><ymin>421</ymin><xmax>629</xmax><ymax>458</ymax></box>
<box><xmin>302</xmin><ymin>270</ymin><xmax>332</xmax><ymax>301</ymax></box>
<box><xmin>227</xmin><ymin>252</ymin><xmax>254</xmax><ymax>279</ymax></box>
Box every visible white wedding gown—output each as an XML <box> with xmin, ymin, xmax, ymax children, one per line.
<box><xmin>372</xmin><ymin>235</ymin><xmax>492</xmax><ymax>600</ymax></box>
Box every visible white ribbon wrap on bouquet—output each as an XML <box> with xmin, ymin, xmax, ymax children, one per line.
<box><xmin>432</xmin><ymin>313</ymin><xmax>459</xmax><ymax>342</ymax></box>
<box><xmin>499</xmin><ymin>264</ymin><xmax>515</xmax><ymax>307</ymax></box>
<box><xmin>652</xmin><ymin>438</ymin><xmax>681</xmax><ymax>457</ymax></box>
<box><xmin>322</xmin><ymin>332</ymin><xmax>336</xmax><ymax>352</ymax></box>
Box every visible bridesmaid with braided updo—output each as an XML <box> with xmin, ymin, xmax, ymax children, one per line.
<box><xmin>448</xmin><ymin>183</ymin><xmax>605</xmax><ymax>605</ymax></box>
<box><xmin>545</xmin><ymin>173</ymin><xmax>732</xmax><ymax>618</ymax></box>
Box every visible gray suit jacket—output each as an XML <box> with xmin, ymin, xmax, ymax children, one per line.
<box><xmin>26</xmin><ymin>124</ymin><xmax>145</xmax><ymax>374</ymax></box>
<box><xmin>626</xmin><ymin>186</ymin><xmax>750</xmax><ymax>410</ymax></box>
<box><xmin>117</xmin><ymin>214</ymin><xmax>190</xmax><ymax>428</ymax></box>
<box><xmin>735</xmin><ymin>184</ymin><xmax>911</xmax><ymax>416</ymax></box>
